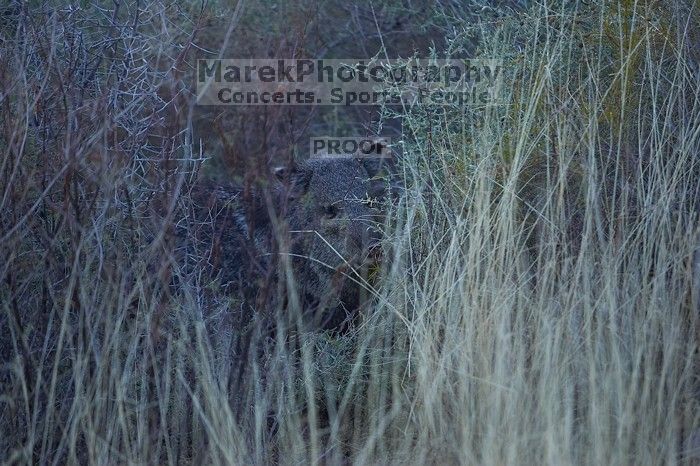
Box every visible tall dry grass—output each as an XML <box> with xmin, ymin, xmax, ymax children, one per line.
<box><xmin>1</xmin><ymin>1</ymin><xmax>699</xmax><ymax>465</ymax></box>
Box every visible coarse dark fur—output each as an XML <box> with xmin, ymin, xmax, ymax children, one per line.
<box><xmin>175</xmin><ymin>156</ymin><xmax>396</xmax><ymax>330</ymax></box>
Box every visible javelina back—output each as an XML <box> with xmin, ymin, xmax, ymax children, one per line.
<box><xmin>177</xmin><ymin>155</ymin><xmax>394</xmax><ymax>329</ymax></box>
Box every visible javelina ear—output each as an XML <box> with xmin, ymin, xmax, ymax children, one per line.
<box><xmin>360</xmin><ymin>140</ymin><xmax>394</xmax><ymax>178</ymax></box>
<box><xmin>361</xmin><ymin>158</ymin><xmax>391</xmax><ymax>178</ymax></box>
<box><xmin>273</xmin><ymin>165</ymin><xmax>312</xmax><ymax>199</ymax></box>
<box><xmin>361</xmin><ymin>156</ymin><xmax>402</xmax><ymax>200</ymax></box>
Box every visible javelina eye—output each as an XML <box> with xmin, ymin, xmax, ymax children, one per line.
<box><xmin>323</xmin><ymin>204</ymin><xmax>338</xmax><ymax>219</ymax></box>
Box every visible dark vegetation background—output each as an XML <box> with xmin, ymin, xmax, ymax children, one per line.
<box><xmin>1</xmin><ymin>0</ymin><xmax>699</xmax><ymax>464</ymax></box>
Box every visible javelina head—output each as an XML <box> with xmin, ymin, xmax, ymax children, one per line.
<box><xmin>273</xmin><ymin>156</ymin><xmax>394</xmax><ymax>320</ymax></box>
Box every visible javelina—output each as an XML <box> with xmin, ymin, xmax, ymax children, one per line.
<box><xmin>177</xmin><ymin>155</ymin><xmax>395</xmax><ymax>329</ymax></box>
